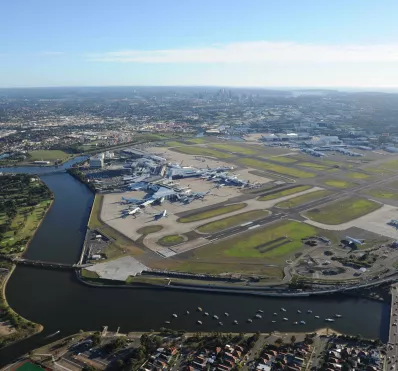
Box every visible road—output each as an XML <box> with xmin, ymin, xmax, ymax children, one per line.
<box><xmin>387</xmin><ymin>285</ymin><xmax>398</xmax><ymax>370</ymax></box>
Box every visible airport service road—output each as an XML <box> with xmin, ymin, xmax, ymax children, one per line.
<box><xmin>387</xmin><ymin>285</ymin><xmax>398</xmax><ymax>370</ymax></box>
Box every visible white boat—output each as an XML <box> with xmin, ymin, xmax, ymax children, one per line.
<box><xmin>255</xmin><ymin>314</ymin><xmax>262</xmax><ymax>319</ymax></box>
<box><xmin>213</xmin><ymin>315</ymin><xmax>219</xmax><ymax>319</ymax></box>
<box><xmin>197</xmin><ymin>320</ymin><xmax>202</xmax><ymax>324</ymax></box>
<box><xmin>225</xmin><ymin>312</ymin><xmax>229</xmax><ymax>316</ymax></box>
<box><xmin>233</xmin><ymin>320</ymin><xmax>238</xmax><ymax>324</ymax></box>
<box><xmin>165</xmin><ymin>321</ymin><xmax>171</xmax><ymax>324</ymax></box>
<box><xmin>273</xmin><ymin>312</ymin><xmax>278</xmax><ymax>316</ymax></box>
<box><xmin>281</xmin><ymin>308</ymin><xmax>286</xmax><ymax>312</ymax></box>
<box><xmin>300</xmin><ymin>320</ymin><xmax>306</xmax><ymax>325</ymax></box>
<box><xmin>297</xmin><ymin>310</ymin><xmax>301</xmax><ymax>314</ymax></box>
<box><xmin>325</xmin><ymin>318</ymin><xmax>335</xmax><ymax>322</ymax></box>
<box><xmin>186</xmin><ymin>311</ymin><xmax>190</xmax><ymax>314</ymax></box>
<box><xmin>172</xmin><ymin>314</ymin><xmax>178</xmax><ymax>318</ymax></box>
<box><xmin>283</xmin><ymin>318</ymin><xmax>288</xmax><ymax>321</ymax></box>
<box><xmin>204</xmin><ymin>312</ymin><xmax>209</xmax><ymax>316</ymax></box>
<box><xmin>307</xmin><ymin>309</ymin><xmax>312</xmax><ymax>313</ymax></box>
<box><xmin>247</xmin><ymin>319</ymin><xmax>253</xmax><ymax>323</ymax></box>
<box><xmin>197</xmin><ymin>307</ymin><xmax>202</xmax><ymax>311</ymax></box>
<box><xmin>335</xmin><ymin>314</ymin><xmax>342</xmax><ymax>318</ymax></box>
<box><xmin>293</xmin><ymin>321</ymin><xmax>298</xmax><ymax>325</ymax></box>
<box><xmin>219</xmin><ymin>322</ymin><xmax>223</xmax><ymax>325</ymax></box>
<box><xmin>258</xmin><ymin>309</ymin><xmax>264</xmax><ymax>313</ymax></box>
<box><xmin>315</xmin><ymin>315</ymin><xmax>320</xmax><ymax>319</ymax></box>
<box><xmin>272</xmin><ymin>320</ymin><xmax>276</xmax><ymax>323</ymax></box>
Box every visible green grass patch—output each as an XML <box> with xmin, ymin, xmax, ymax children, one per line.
<box><xmin>172</xmin><ymin>146</ymin><xmax>235</xmax><ymax>159</ymax></box>
<box><xmin>28</xmin><ymin>150</ymin><xmax>70</xmax><ymax>161</ymax></box>
<box><xmin>165</xmin><ymin>141</ymin><xmax>184</xmax><ymax>147</ymax></box>
<box><xmin>345</xmin><ymin>172</ymin><xmax>370</xmax><ymax>179</ymax></box>
<box><xmin>323</xmin><ymin>179</ymin><xmax>354</xmax><ymax>188</ymax></box>
<box><xmin>268</xmin><ymin>156</ymin><xmax>298</xmax><ymax>164</ymax></box>
<box><xmin>304</xmin><ymin>197</ymin><xmax>382</xmax><ymax>225</ymax></box>
<box><xmin>81</xmin><ymin>269</ymin><xmax>99</xmax><ymax>279</ymax></box>
<box><xmin>137</xmin><ymin>225</ymin><xmax>164</xmax><ymax>235</ymax></box>
<box><xmin>379</xmin><ymin>159</ymin><xmax>398</xmax><ymax>170</ymax></box>
<box><xmin>166</xmin><ymin>220</ymin><xmax>317</xmax><ymax>276</ymax></box>
<box><xmin>258</xmin><ymin>185</ymin><xmax>312</xmax><ymax>201</ymax></box>
<box><xmin>276</xmin><ymin>190</ymin><xmax>333</xmax><ymax>209</ymax></box>
<box><xmin>158</xmin><ymin>234</ymin><xmax>185</xmax><ymax>246</ymax></box>
<box><xmin>88</xmin><ymin>194</ymin><xmax>103</xmax><ymax>229</ymax></box>
<box><xmin>297</xmin><ymin>162</ymin><xmax>330</xmax><ymax>171</ymax></box>
<box><xmin>209</xmin><ymin>143</ymin><xmax>258</xmax><ymax>155</ymax></box>
<box><xmin>197</xmin><ymin>210</ymin><xmax>270</xmax><ymax>234</ymax></box>
<box><xmin>365</xmin><ymin>188</ymin><xmax>398</xmax><ymax>200</ymax></box>
<box><xmin>238</xmin><ymin>158</ymin><xmax>315</xmax><ymax>178</ymax></box>
<box><xmin>178</xmin><ymin>203</ymin><xmax>246</xmax><ymax>223</ymax></box>
<box><xmin>186</xmin><ymin>138</ymin><xmax>208</xmax><ymax>144</ymax></box>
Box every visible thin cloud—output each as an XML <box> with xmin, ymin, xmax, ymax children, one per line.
<box><xmin>41</xmin><ymin>51</ymin><xmax>65</xmax><ymax>56</ymax></box>
<box><xmin>87</xmin><ymin>41</ymin><xmax>398</xmax><ymax>63</ymax></box>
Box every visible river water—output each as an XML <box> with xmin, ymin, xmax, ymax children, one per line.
<box><xmin>0</xmin><ymin>162</ymin><xmax>391</xmax><ymax>365</ymax></box>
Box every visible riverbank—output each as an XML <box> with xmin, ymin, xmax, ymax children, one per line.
<box><xmin>0</xmin><ymin>265</ymin><xmax>43</xmax><ymax>349</ymax></box>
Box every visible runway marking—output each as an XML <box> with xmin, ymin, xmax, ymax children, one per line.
<box><xmin>248</xmin><ymin>224</ymin><xmax>260</xmax><ymax>230</ymax></box>
<box><xmin>240</xmin><ymin>222</ymin><xmax>253</xmax><ymax>227</ymax></box>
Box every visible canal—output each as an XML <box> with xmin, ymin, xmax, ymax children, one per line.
<box><xmin>0</xmin><ymin>163</ymin><xmax>391</xmax><ymax>365</ymax></box>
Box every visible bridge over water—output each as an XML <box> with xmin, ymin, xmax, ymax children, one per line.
<box><xmin>0</xmin><ymin>255</ymin><xmax>91</xmax><ymax>270</ymax></box>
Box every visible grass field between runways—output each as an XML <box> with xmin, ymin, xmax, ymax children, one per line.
<box><xmin>197</xmin><ymin>210</ymin><xmax>270</xmax><ymax>233</ymax></box>
<box><xmin>276</xmin><ymin>190</ymin><xmax>333</xmax><ymax>209</ymax></box>
<box><xmin>304</xmin><ymin>197</ymin><xmax>382</xmax><ymax>225</ymax></box>
<box><xmin>178</xmin><ymin>203</ymin><xmax>247</xmax><ymax>223</ymax></box>
<box><xmin>171</xmin><ymin>145</ymin><xmax>235</xmax><ymax>159</ymax></box>
<box><xmin>238</xmin><ymin>158</ymin><xmax>315</xmax><ymax>178</ymax></box>
<box><xmin>155</xmin><ymin>220</ymin><xmax>316</xmax><ymax>277</ymax></box>
<box><xmin>323</xmin><ymin>179</ymin><xmax>354</xmax><ymax>188</ymax></box>
<box><xmin>258</xmin><ymin>185</ymin><xmax>312</xmax><ymax>201</ymax></box>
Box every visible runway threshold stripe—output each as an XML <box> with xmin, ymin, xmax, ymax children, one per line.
<box><xmin>248</xmin><ymin>224</ymin><xmax>260</xmax><ymax>230</ymax></box>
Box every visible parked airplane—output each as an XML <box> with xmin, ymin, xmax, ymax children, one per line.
<box><xmin>346</xmin><ymin>236</ymin><xmax>365</xmax><ymax>245</ymax></box>
<box><xmin>121</xmin><ymin>207</ymin><xmax>141</xmax><ymax>218</ymax></box>
<box><xmin>154</xmin><ymin>210</ymin><xmax>168</xmax><ymax>220</ymax></box>
<box><xmin>121</xmin><ymin>196</ymin><xmax>143</xmax><ymax>204</ymax></box>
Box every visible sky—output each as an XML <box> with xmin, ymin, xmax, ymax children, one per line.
<box><xmin>1</xmin><ymin>0</ymin><xmax>398</xmax><ymax>88</ymax></box>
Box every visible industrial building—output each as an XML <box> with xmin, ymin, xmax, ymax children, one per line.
<box><xmin>90</xmin><ymin>153</ymin><xmax>105</xmax><ymax>168</ymax></box>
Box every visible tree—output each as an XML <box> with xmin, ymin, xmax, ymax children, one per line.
<box><xmin>91</xmin><ymin>331</ymin><xmax>101</xmax><ymax>346</ymax></box>
<box><xmin>275</xmin><ymin>337</ymin><xmax>283</xmax><ymax>345</ymax></box>
<box><xmin>290</xmin><ymin>335</ymin><xmax>296</xmax><ymax>345</ymax></box>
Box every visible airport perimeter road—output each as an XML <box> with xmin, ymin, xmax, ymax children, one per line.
<box><xmin>387</xmin><ymin>285</ymin><xmax>398</xmax><ymax>370</ymax></box>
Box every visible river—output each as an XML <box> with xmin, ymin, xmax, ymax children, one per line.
<box><xmin>0</xmin><ymin>162</ymin><xmax>391</xmax><ymax>365</ymax></box>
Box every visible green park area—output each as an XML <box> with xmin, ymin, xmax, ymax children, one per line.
<box><xmin>137</xmin><ymin>225</ymin><xmax>164</xmax><ymax>235</ymax></box>
<box><xmin>323</xmin><ymin>179</ymin><xmax>354</xmax><ymax>188</ymax></box>
<box><xmin>304</xmin><ymin>197</ymin><xmax>381</xmax><ymax>225</ymax></box>
<box><xmin>276</xmin><ymin>190</ymin><xmax>333</xmax><ymax>209</ymax></box>
<box><xmin>365</xmin><ymin>188</ymin><xmax>398</xmax><ymax>200</ymax></box>
<box><xmin>345</xmin><ymin>172</ymin><xmax>370</xmax><ymax>179</ymax></box>
<box><xmin>197</xmin><ymin>210</ymin><xmax>270</xmax><ymax>234</ymax></box>
<box><xmin>0</xmin><ymin>174</ymin><xmax>53</xmax><ymax>255</ymax></box>
<box><xmin>172</xmin><ymin>145</ymin><xmax>235</xmax><ymax>159</ymax></box>
<box><xmin>88</xmin><ymin>195</ymin><xmax>143</xmax><ymax>258</ymax></box>
<box><xmin>258</xmin><ymin>185</ymin><xmax>312</xmax><ymax>201</ymax></box>
<box><xmin>158</xmin><ymin>234</ymin><xmax>185</xmax><ymax>246</ymax></box>
<box><xmin>28</xmin><ymin>149</ymin><xmax>70</xmax><ymax>162</ymax></box>
<box><xmin>178</xmin><ymin>203</ymin><xmax>246</xmax><ymax>223</ymax></box>
<box><xmin>164</xmin><ymin>220</ymin><xmax>317</xmax><ymax>277</ymax></box>
<box><xmin>238</xmin><ymin>158</ymin><xmax>315</xmax><ymax>178</ymax></box>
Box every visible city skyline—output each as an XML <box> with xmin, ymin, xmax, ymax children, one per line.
<box><xmin>2</xmin><ymin>0</ymin><xmax>398</xmax><ymax>88</ymax></box>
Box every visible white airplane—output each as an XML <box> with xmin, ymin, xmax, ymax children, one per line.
<box><xmin>121</xmin><ymin>207</ymin><xmax>141</xmax><ymax>217</ymax></box>
<box><xmin>154</xmin><ymin>210</ymin><xmax>168</xmax><ymax>220</ymax></box>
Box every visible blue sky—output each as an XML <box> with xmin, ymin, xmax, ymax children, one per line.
<box><xmin>1</xmin><ymin>0</ymin><xmax>398</xmax><ymax>88</ymax></box>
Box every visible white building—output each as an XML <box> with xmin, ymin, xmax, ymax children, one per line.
<box><xmin>90</xmin><ymin>153</ymin><xmax>104</xmax><ymax>168</ymax></box>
